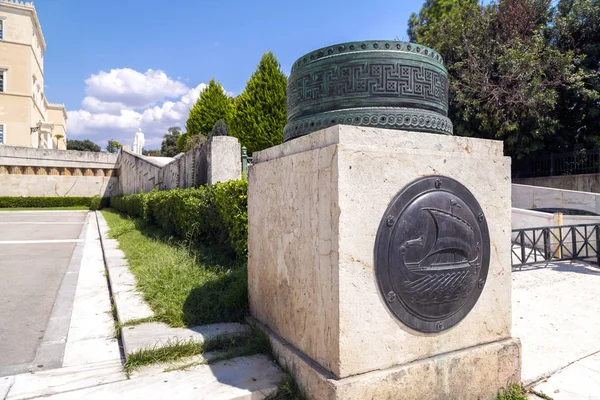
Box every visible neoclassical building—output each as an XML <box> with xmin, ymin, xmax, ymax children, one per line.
<box><xmin>0</xmin><ymin>0</ymin><xmax>67</xmax><ymax>149</ymax></box>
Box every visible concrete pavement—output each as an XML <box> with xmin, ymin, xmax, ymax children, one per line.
<box><xmin>0</xmin><ymin>211</ymin><xmax>87</xmax><ymax>376</ymax></box>
<box><xmin>513</xmin><ymin>260</ymin><xmax>600</xmax><ymax>399</ymax></box>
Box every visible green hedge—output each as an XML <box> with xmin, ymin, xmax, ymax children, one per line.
<box><xmin>0</xmin><ymin>196</ymin><xmax>103</xmax><ymax>210</ymax></box>
<box><xmin>110</xmin><ymin>180</ymin><xmax>248</xmax><ymax>258</ymax></box>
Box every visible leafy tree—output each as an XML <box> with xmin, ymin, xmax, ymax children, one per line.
<box><xmin>161</xmin><ymin>126</ymin><xmax>182</xmax><ymax>157</ymax></box>
<box><xmin>177</xmin><ymin>133</ymin><xmax>188</xmax><ymax>153</ymax></box>
<box><xmin>209</xmin><ymin>119</ymin><xmax>229</xmax><ymax>137</ymax></box>
<box><xmin>230</xmin><ymin>52</ymin><xmax>287</xmax><ymax>154</ymax></box>
<box><xmin>408</xmin><ymin>0</ymin><xmax>579</xmax><ymax>159</ymax></box>
<box><xmin>552</xmin><ymin>0</ymin><xmax>600</xmax><ymax>151</ymax></box>
<box><xmin>143</xmin><ymin>149</ymin><xmax>162</xmax><ymax>156</ymax></box>
<box><xmin>66</xmin><ymin>139</ymin><xmax>101</xmax><ymax>152</ymax></box>
<box><xmin>186</xmin><ymin>79</ymin><xmax>233</xmax><ymax>137</ymax></box>
<box><xmin>106</xmin><ymin>139</ymin><xmax>121</xmax><ymax>153</ymax></box>
<box><xmin>181</xmin><ymin>132</ymin><xmax>207</xmax><ymax>152</ymax></box>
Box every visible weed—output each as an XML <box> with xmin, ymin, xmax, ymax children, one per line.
<box><xmin>265</xmin><ymin>375</ymin><xmax>309</xmax><ymax>400</ymax></box>
<box><xmin>125</xmin><ymin>328</ymin><xmax>269</xmax><ymax>374</ymax></box>
<box><xmin>496</xmin><ymin>384</ymin><xmax>530</xmax><ymax>400</ymax></box>
<box><xmin>530</xmin><ymin>389</ymin><xmax>554</xmax><ymax>400</ymax></box>
<box><xmin>125</xmin><ymin>339</ymin><xmax>204</xmax><ymax>374</ymax></box>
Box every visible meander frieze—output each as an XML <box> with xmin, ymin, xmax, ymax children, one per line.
<box><xmin>284</xmin><ymin>41</ymin><xmax>452</xmax><ymax>141</ymax></box>
<box><xmin>0</xmin><ymin>166</ymin><xmax>116</xmax><ymax>177</ymax></box>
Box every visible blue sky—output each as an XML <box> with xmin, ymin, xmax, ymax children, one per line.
<box><xmin>35</xmin><ymin>0</ymin><xmax>422</xmax><ymax>149</ymax></box>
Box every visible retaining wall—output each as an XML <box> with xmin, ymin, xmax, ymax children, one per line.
<box><xmin>512</xmin><ymin>183</ymin><xmax>600</xmax><ymax>215</ymax></box>
<box><xmin>514</xmin><ymin>174</ymin><xmax>600</xmax><ymax>194</ymax></box>
<box><xmin>118</xmin><ymin>136</ymin><xmax>241</xmax><ymax>196</ymax></box>
<box><xmin>0</xmin><ymin>146</ymin><xmax>119</xmax><ymax>197</ymax></box>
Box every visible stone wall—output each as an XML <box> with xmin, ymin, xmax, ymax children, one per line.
<box><xmin>0</xmin><ymin>136</ymin><xmax>242</xmax><ymax>198</ymax></box>
<box><xmin>116</xmin><ymin>150</ymin><xmax>165</xmax><ymax>195</ymax></box>
<box><xmin>512</xmin><ymin>183</ymin><xmax>600</xmax><ymax>214</ymax></box>
<box><xmin>0</xmin><ymin>146</ymin><xmax>118</xmax><ymax>197</ymax></box>
<box><xmin>514</xmin><ymin>174</ymin><xmax>600</xmax><ymax>193</ymax></box>
<box><xmin>118</xmin><ymin>136</ymin><xmax>242</xmax><ymax>196</ymax></box>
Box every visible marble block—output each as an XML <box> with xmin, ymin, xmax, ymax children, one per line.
<box><xmin>207</xmin><ymin>136</ymin><xmax>241</xmax><ymax>185</ymax></box>
<box><xmin>248</xmin><ymin>125</ymin><xmax>520</xmax><ymax>396</ymax></box>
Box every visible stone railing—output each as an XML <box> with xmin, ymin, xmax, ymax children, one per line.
<box><xmin>0</xmin><ymin>146</ymin><xmax>119</xmax><ymax>197</ymax></box>
<box><xmin>117</xmin><ymin>136</ymin><xmax>242</xmax><ymax>196</ymax></box>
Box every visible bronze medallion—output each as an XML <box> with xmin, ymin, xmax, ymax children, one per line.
<box><xmin>374</xmin><ymin>176</ymin><xmax>490</xmax><ymax>333</ymax></box>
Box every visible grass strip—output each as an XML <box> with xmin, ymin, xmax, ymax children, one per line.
<box><xmin>101</xmin><ymin>208</ymin><xmax>248</xmax><ymax>328</ymax></box>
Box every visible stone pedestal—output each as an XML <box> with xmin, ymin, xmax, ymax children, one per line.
<box><xmin>248</xmin><ymin>125</ymin><xmax>521</xmax><ymax>399</ymax></box>
<box><xmin>207</xmin><ymin>136</ymin><xmax>241</xmax><ymax>185</ymax></box>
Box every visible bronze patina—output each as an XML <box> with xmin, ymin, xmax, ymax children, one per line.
<box><xmin>374</xmin><ymin>176</ymin><xmax>490</xmax><ymax>333</ymax></box>
<box><xmin>284</xmin><ymin>41</ymin><xmax>452</xmax><ymax>141</ymax></box>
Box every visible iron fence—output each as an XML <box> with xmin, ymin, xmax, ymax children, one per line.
<box><xmin>515</xmin><ymin>149</ymin><xmax>600</xmax><ymax>178</ymax></box>
<box><xmin>511</xmin><ymin>223</ymin><xmax>600</xmax><ymax>269</ymax></box>
<box><xmin>241</xmin><ymin>146</ymin><xmax>253</xmax><ymax>177</ymax></box>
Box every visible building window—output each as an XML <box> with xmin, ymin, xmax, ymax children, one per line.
<box><xmin>0</xmin><ymin>125</ymin><xmax>4</xmax><ymax>145</ymax></box>
<box><xmin>0</xmin><ymin>70</ymin><xmax>4</xmax><ymax>92</ymax></box>
<box><xmin>0</xmin><ymin>20</ymin><xmax>3</xmax><ymax>40</ymax></box>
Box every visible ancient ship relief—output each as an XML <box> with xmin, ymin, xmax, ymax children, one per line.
<box><xmin>400</xmin><ymin>200</ymin><xmax>482</xmax><ymax>305</ymax></box>
<box><xmin>374</xmin><ymin>175</ymin><xmax>490</xmax><ymax>333</ymax></box>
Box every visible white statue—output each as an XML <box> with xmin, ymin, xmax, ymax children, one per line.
<box><xmin>133</xmin><ymin>128</ymin><xmax>145</xmax><ymax>154</ymax></box>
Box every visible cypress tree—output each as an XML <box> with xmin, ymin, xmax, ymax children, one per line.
<box><xmin>231</xmin><ymin>52</ymin><xmax>287</xmax><ymax>154</ymax></box>
<box><xmin>186</xmin><ymin>78</ymin><xmax>233</xmax><ymax>137</ymax></box>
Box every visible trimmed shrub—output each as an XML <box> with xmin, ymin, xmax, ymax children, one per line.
<box><xmin>215</xmin><ymin>180</ymin><xmax>248</xmax><ymax>257</ymax></box>
<box><xmin>110</xmin><ymin>180</ymin><xmax>248</xmax><ymax>258</ymax></box>
<box><xmin>0</xmin><ymin>196</ymin><xmax>104</xmax><ymax>209</ymax></box>
<box><xmin>209</xmin><ymin>119</ymin><xmax>229</xmax><ymax>138</ymax></box>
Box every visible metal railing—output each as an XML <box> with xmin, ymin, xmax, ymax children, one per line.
<box><xmin>515</xmin><ymin>149</ymin><xmax>600</xmax><ymax>178</ymax></box>
<box><xmin>241</xmin><ymin>146</ymin><xmax>253</xmax><ymax>177</ymax></box>
<box><xmin>511</xmin><ymin>223</ymin><xmax>600</xmax><ymax>269</ymax></box>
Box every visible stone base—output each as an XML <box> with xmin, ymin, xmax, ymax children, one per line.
<box><xmin>255</xmin><ymin>319</ymin><xmax>521</xmax><ymax>400</ymax></box>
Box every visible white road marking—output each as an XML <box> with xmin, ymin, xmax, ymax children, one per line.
<box><xmin>0</xmin><ymin>210</ymin><xmax>89</xmax><ymax>214</ymax></box>
<box><xmin>0</xmin><ymin>239</ymin><xmax>84</xmax><ymax>244</ymax></box>
<box><xmin>0</xmin><ymin>222</ymin><xmax>84</xmax><ymax>225</ymax></box>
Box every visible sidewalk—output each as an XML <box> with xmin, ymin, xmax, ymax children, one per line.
<box><xmin>513</xmin><ymin>260</ymin><xmax>600</xmax><ymax>399</ymax></box>
<box><xmin>1</xmin><ymin>211</ymin><xmax>283</xmax><ymax>400</ymax></box>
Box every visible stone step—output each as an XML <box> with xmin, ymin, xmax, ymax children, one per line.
<box><xmin>5</xmin><ymin>360</ymin><xmax>125</xmax><ymax>400</ymax></box>
<box><xmin>122</xmin><ymin>321</ymin><xmax>248</xmax><ymax>357</ymax></box>
<box><xmin>40</xmin><ymin>355</ymin><xmax>284</xmax><ymax>400</ymax></box>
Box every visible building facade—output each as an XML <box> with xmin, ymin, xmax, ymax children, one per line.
<box><xmin>0</xmin><ymin>0</ymin><xmax>67</xmax><ymax>149</ymax></box>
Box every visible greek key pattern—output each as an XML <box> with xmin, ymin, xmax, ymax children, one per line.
<box><xmin>283</xmin><ymin>108</ymin><xmax>452</xmax><ymax>142</ymax></box>
<box><xmin>0</xmin><ymin>166</ymin><xmax>116</xmax><ymax>176</ymax></box>
<box><xmin>288</xmin><ymin>62</ymin><xmax>448</xmax><ymax>120</ymax></box>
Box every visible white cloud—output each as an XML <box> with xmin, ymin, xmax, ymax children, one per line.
<box><xmin>80</xmin><ymin>96</ymin><xmax>127</xmax><ymax>115</ymax></box>
<box><xmin>85</xmin><ymin>68</ymin><xmax>189</xmax><ymax>109</ymax></box>
<box><xmin>67</xmin><ymin>66</ymin><xmax>216</xmax><ymax>149</ymax></box>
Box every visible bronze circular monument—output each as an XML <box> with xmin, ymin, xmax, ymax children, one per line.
<box><xmin>374</xmin><ymin>176</ymin><xmax>490</xmax><ymax>333</ymax></box>
<box><xmin>284</xmin><ymin>40</ymin><xmax>452</xmax><ymax>142</ymax></box>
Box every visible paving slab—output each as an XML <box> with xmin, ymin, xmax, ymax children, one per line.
<box><xmin>40</xmin><ymin>355</ymin><xmax>283</xmax><ymax>400</ymax></box>
<box><xmin>0</xmin><ymin>376</ymin><xmax>14</xmax><ymax>400</ymax></box>
<box><xmin>6</xmin><ymin>360</ymin><xmax>125</xmax><ymax>400</ymax></box>
<box><xmin>532</xmin><ymin>351</ymin><xmax>600</xmax><ymax>400</ymax></box>
<box><xmin>122</xmin><ymin>322</ymin><xmax>248</xmax><ymax>355</ymax></box>
<box><xmin>512</xmin><ymin>260</ymin><xmax>600</xmax><ymax>384</ymax></box>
